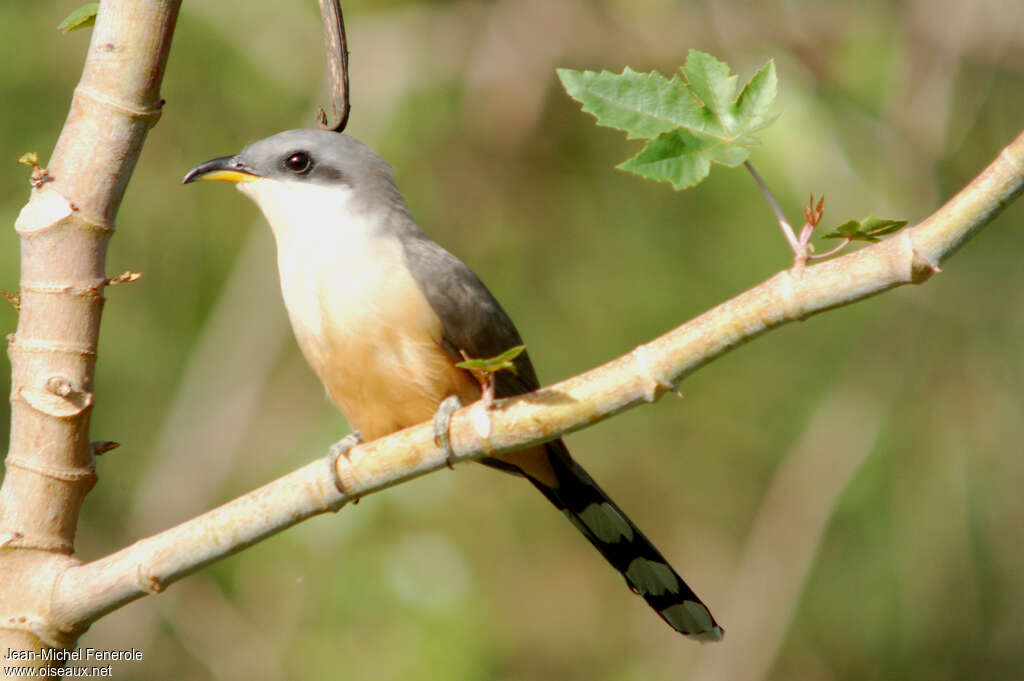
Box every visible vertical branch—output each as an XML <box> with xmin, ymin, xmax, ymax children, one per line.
<box><xmin>0</xmin><ymin>0</ymin><xmax>181</xmax><ymax>664</ymax></box>
<box><xmin>316</xmin><ymin>0</ymin><xmax>352</xmax><ymax>132</ymax></box>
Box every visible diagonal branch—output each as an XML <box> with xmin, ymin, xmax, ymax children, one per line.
<box><xmin>49</xmin><ymin>128</ymin><xmax>1024</xmax><ymax>630</ymax></box>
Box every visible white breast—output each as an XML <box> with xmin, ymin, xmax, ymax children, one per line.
<box><xmin>236</xmin><ymin>177</ymin><xmax>477</xmax><ymax>437</ymax></box>
<box><xmin>238</xmin><ymin>177</ymin><xmax>376</xmax><ymax>346</ymax></box>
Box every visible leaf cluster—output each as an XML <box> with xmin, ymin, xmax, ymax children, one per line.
<box><xmin>558</xmin><ymin>50</ymin><xmax>777</xmax><ymax>189</ymax></box>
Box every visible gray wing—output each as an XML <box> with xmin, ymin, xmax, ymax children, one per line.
<box><xmin>400</xmin><ymin>232</ymin><xmax>540</xmax><ymax>397</ymax></box>
<box><xmin>399</xmin><ymin>231</ymin><xmax>723</xmax><ymax>641</ymax></box>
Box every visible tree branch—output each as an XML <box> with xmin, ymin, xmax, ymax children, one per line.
<box><xmin>315</xmin><ymin>0</ymin><xmax>351</xmax><ymax>132</ymax></box>
<box><xmin>0</xmin><ymin>0</ymin><xmax>180</xmax><ymax>663</ymax></box>
<box><xmin>48</xmin><ymin>128</ymin><xmax>1024</xmax><ymax>631</ymax></box>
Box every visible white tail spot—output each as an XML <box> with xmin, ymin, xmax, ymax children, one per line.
<box><xmin>578</xmin><ymin>502</ymin><xmax>635</xmax><ymax>543</ymax></box>
<box><xmin>660</xmin><ymin>602</ymin><xmax>723</xmax><ymax>641</ymax></box>
<box><xmin>625</xmin><ymin>557</ymin><xmax>680</xmax><ymax>596</ymax></box>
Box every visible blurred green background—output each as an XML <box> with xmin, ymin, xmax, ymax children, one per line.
<box><xmin>3</xmin><ymin>1</ymin><xmax>1024</xmax><ymax>680</ymax></box>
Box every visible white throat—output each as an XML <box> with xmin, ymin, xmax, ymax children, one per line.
<box><xmin>236</xmin><ymin>177</ymin><xmax>402</xmax><ymax>367</ymax></box>
<box><xmin>236</xmin><ymin>177</ymin><xmax>366</xmax><ymax>244</ymax></box>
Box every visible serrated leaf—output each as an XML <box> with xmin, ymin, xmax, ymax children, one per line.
<box><xmin>456</xmin><ymin>345</ymin><xmax>526</xmax><ymax>375</ymax></box>
<box><xmin>682</xmin><ymin>51</ymin><xmax>738</xmax><ymax>130</ymax></box>
<box><xmin>824</xmin><ymin>220</ymin><xmax>873</xmax><ymax>241</ymax></box>
<box><xmin>734</xmin><ymin>61</ymin><xmax>780</xmax><ymax>134</ymax></box>
<box><xmin>617</xmin><ymin>126</ymin><xmax>758</xmax><ymax>190</ymax></box>
<box><xmin>617</xmin><ymin>130</ymin><xmax>727</xmax><ymax>190</ymax></box>
<box><xmin>557</xmin><ymin>67</ymin><xmax>702</xmax><ymax>141</ymax></box>
<box><xmin>57</xmin><ymin>3</ymin><xmax>99</xmax><ymax>34</ymax></box>
<box><xmin>858</xmin><ymin>216</ymin><xmax>908</xmax><ymax>236</ymax></box>
<box><xmin>823</xmin><ymin>216</ymin><xmax>908</xmax><ymax>242</ymax></box>
<box><xmin>559</xmin><ymin>51</ymin><xmax>777</xmax><ymax>190</ymax></box>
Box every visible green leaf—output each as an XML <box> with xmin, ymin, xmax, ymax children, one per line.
<box><xmin>734</xmin><ymin>61</ymin><xmax>781</xmax><ymax>134</ymax></box>
<box><xmin>456</xmin><ymin>345</ymin><xmax>526</xmax><ymax>376</ymax></box>
<box><xmin>559</xmin><ymin>50</ymin><xmax>777</xmax><ymax>190</ymax></box>
<box><xmin>858</xmin><ymin>216</ymin><xmax>908</xmax><ymax>237</ymax></box>
<box><xmin>57</xmin><ymin>3</ymin><xmax>99</xmax><ymax>34</ymax></box>
<box><xmin>823</xmin><ymin>216</ymin><xmax>908</xmax><ymax>242</ymax></box>
<box><xmin>617</xmin><ymin>129</ymin><xmax>749</xmax><ymax>190</ymax></box>
<box><xmin>556</xmin><ymin>67</ymin><xmax>702</xmax><ymax>140</ymax></box>
<box><xmin>681</xmin><ymin>51</ymin><xmax>738</xmax><ymax>131</ymax></box>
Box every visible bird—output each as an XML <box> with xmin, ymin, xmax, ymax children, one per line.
<box><xmin>183</xmin><ymin>129</ymin><xmax>723</xmax><ymax>641</ymax></box>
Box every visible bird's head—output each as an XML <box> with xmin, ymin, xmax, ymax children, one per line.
<box><xmin>184</xmin><ymin>129</ymin><xmax>405</xmax><ymax>239</ymax></box>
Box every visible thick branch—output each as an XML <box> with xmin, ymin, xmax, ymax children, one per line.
<box><xmin>0</xmin><ymin>0</ymin><xmax>180</xmax><ymax>658</ymax></box>
<box><xmin>50</xmin><ymin>129</ymin><xmax>1024</xmax><ymax>630</ymax></box>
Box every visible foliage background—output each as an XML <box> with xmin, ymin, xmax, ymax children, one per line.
<box><xmin>2</xmin><ymin>1</ymin><xmax>1023</xmax><ymax>679</ymax></box>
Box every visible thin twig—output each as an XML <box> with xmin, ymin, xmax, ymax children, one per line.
<box><xmin>745</xmin><ymin>161</ymin><xmax>802</xmax><ymax>260</ymax></box>
<box><xmin>316</xmin><ymin>0</ymin><xmax>351</xmax><ymax>132</ymax></box>
<box><xmin>808</xmin><ymin>238</ymin><xmax>851</xmax><ymax>260</ymax></box>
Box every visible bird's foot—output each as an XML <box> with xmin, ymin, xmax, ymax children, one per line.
<box><xmin>327</xmin><ymin>430</ymin><xmax>362</xmax><ymax>494</ymax></box>
<box><xmin>433</xmin><ymin>395</ymin><xmax>463</xmax><ymax>469</ymax></box>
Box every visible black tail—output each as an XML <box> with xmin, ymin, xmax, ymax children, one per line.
<box><xmin>498</xmin><ymin>439</ymin><xmax>723</xmax><ymax>641</ymax></box>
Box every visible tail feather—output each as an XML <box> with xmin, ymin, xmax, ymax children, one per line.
<box><xmin>498</xmin><ymin>440</ymin><xmax>723</xmax><ymax>641</ymax></box>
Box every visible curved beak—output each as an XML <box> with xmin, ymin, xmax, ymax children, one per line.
<box><xmin>182</xmin><ymin>155</ymin><xmax>259</xmax><ymax>184</ymax></box>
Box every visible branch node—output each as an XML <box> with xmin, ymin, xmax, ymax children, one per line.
<box><xmin>0</xmin><ymin>621</ymin><xmax>68</xmax><ymax>651</ymax></box>
<box><xmin>4</xmin><ymin>454</ymin><xmax>97</xmax><ymax>486</ymax></box>
<box><xmin>912</xmin><ymin>251</ymin><xmax>942</xmax><ymax>280</ymax></box>
<box><xmin>74</xmin><ymin>84</ymin><xmax>164</xmax><ymax>120</ymax></box>
<box><xmin>14</xmin><ymin>188</ymin><xmax>112</xmax><ymax>237</ymax></box>
<box><xmin>22</xmin><ymin>278</ymin><xmax>110</xmax><ymax>299</ymax></box>
<box><xmin>469</xmin><ymin>401</ymin><xmax>494</xmax><ymax>441</ymax></box>
<box><xmin>18</xmin><ymin>152</ymin><xmax>52</xmax><ymax>188</ymax></box>
<box><xmin>0</xmin><ymin>528</ymin><xmax>73</xmax><ymax>554</ymax></box>
<box><xmin>90</xmin><ymin>441</ymin><xmax>120</xmax><ymax>457</ymax></box>
<box><xmin>104</xmin><ymin>270</ymin><xmax>142</xmax><ymax>287</ymax></box>
<box><xmin>778</xmin><ymin>268</ymin><xmax>811</xmax><ymax>321</ymax></box>
<box><xmin>900</xmin><ymin>230</ymin><xmax>941</xmax><ymax>283</ymax></box>
<box><xmin>8</xmin><ymin>336</ymin><xmax>97</xmax><ymax>358</ymax></box>
<box><xmin>634</xmin><ymin>345</ymin><xmax>677</xmax><ymax>401</ymax></box>
<box><xmin>1</xmin><ymin>290</ymin><xmax>20</xmax><ymax>310</ymax></box>
<box><xmin>14</xmin><ymin>188</ymin><xmax>74</xmax><ymax>236</ymax></box>
<box><xmin>46</xmin><ymin>375</ymin><xmax>74</xmax><ymax>398</ymax></box>
<box><xmin>135</xmin><ymin>565</ymin><xmax>166</xmax><ymax>595</ymax></box>
<box><xmin>19</xmin><ymin>378</ymin><xmax>94</xmax><ymax>418</ymax></box>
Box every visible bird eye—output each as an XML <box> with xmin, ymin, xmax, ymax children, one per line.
<box><xmin>283</xmin><ymin>151</ymin><xmax>312</xmax><ymax>174</ymax></box>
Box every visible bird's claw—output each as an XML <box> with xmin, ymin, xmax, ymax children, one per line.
<box><xmin>327</xmin><ymin>430</ymin><xmax>362</xmax><ymax>494</ymax></box>
<box><xmin>433</xmin><ymin>395</ymin><xmax>463</xmax><ymax>469</ymax></box>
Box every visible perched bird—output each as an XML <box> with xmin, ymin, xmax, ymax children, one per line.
<box><xmin>184</xmin><ymin>130</ymin><xmax>722</xmax><ymax>641</ymax></box>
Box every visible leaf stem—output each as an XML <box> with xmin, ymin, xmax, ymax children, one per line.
<box><xmin>745</xmin><ymin>161</ymin><xmax>802</xmax><ymax>259</ymax></box>
<box><xmin>808</xmin><ymin>239</ymin><xmax>851</xmax><ymax>260</ymax></box>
